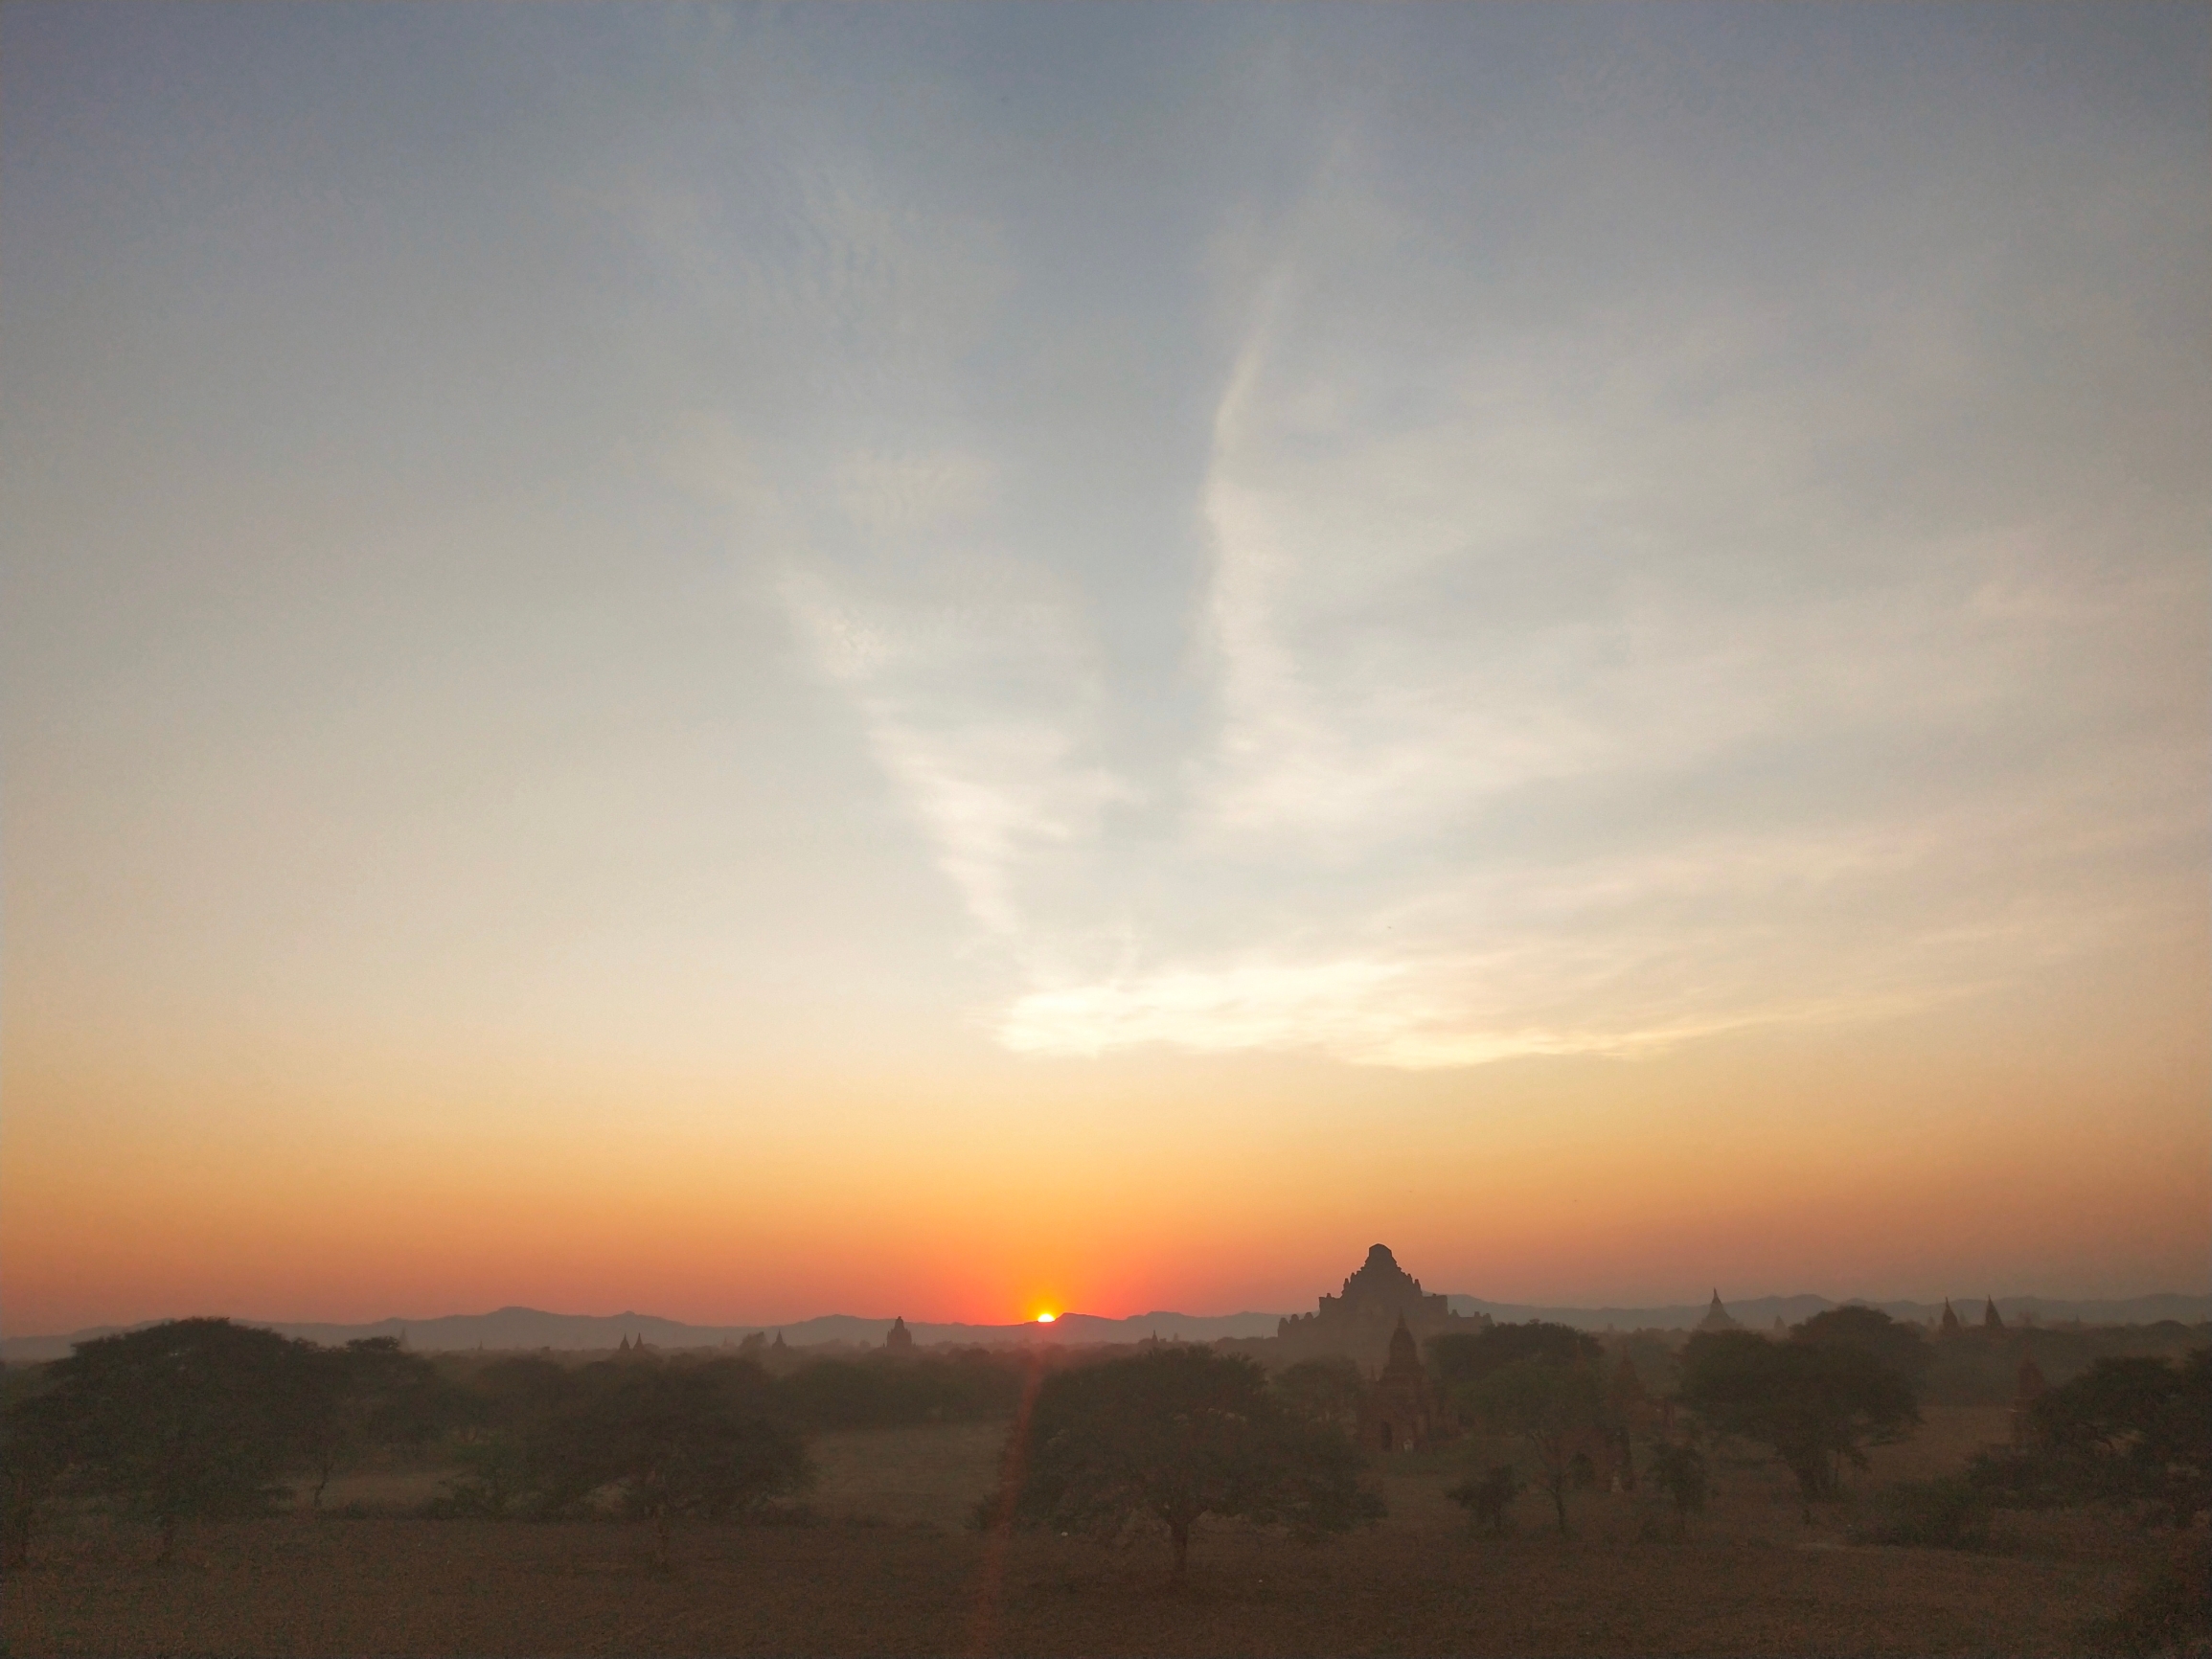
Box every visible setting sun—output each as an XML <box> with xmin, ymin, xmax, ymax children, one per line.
<box><xmin>1036</xmin><ymin>1312</ymin><xmax>1057</xmax><ymax>1324</ymax></box>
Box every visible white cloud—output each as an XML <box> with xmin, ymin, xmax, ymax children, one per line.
<box><xmin>671</xmin><ymin>109</ymin><xmax>2203</xmax><ymax>1072</ymax></box>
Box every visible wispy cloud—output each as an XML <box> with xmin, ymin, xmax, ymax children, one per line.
<box><xmin>660</xmin><ymin>58</ymin><xmax>2203</xmax><ymax>1072</ymax></box>
<box><xmin>786</xmin><ymin>565</ymin><xmax>1131</xmax><ymax>937</ymax></box>
<box><xmin>987</xmin><ymin>144</ymin><xmax>2204</xmax><ymax>1065</ymax></box>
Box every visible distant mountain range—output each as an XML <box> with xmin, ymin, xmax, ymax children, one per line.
<box><xmin>4</xmin><ymin>1292</ymin><xmax>2201</xmax><ymax>1364</ymax></box>
<box><xmin>1446</xmin><ymin>1292</ymin><xmax>2212</xmax><ymax>1331</ymax></box>
<box><xmin>0</xmin><ymin>1307</ymin><xmax>1286</xmax><ymax>1363</ymax></box>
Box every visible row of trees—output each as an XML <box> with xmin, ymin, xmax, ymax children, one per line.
<box><xmin>3</xmin><ymin>1320</ymin><xmax>453</xmax><ymax>1563</ymax></box>
<box><xmin>989</xmin><ymin>1306</ymin><xmax>2039</xmax><ymax>1574</ymax></box>
<box><xmin>3</xmin><ymin>1322</ymin><xmax>1383</xmax><ymax>1583</ymax></box>
<box><xmin>10</xmin><ymin>1309</ymin><xmax>2201</xmax><ymax>1588</ymax></box>
<box><xmin>1393</xmin><ymin>1308</ymin><xmax>1929</xmax><ymax>1534</ymax></box>
<box><xmin>7</xmin><ymin>1318</ymin><xmax>1038</xmax><ymax>1566</ymax></box>
<box><xmin>1413</xmin><ymin>1306</ymin><xmax>2205</xmax><ymax>1551</ymax></box>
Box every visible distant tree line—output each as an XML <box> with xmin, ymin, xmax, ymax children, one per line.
<box><xmin>1918</xmin><ymin>1318</ymin><xmax>2205</xmax><ymax>1406</ymax></box>
<box><xmin>1426</xmin><ymin>1309</ymin><xmax>1935</xmax><ymax>1533</ymax></box>
<box><xmin>0</xmin><ymin>1317</ymin><xmax>1040</xmax><ymax>1568</ymax></box>
<box><xmin>1417</xmin><ymin>1307</ymin><xmax>2207</xmax><ymax>1649</ymax></box>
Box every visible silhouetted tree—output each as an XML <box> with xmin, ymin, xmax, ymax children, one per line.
<box><xmin>36</xmin><ymin>1319</ymin><xmax>322</xmax><ymax>1559</ymax></box>
<box><xmin>1643</xmin><ymin>1441</ymin><xmax>1708</xmax><ymax>1538</ymax></box>
<box><xmin>1464</xmin><ymin>1357</ymin><xmax>1609</xmax><ymax>1535</ymax></box>
<box><xmin>529</xmin><ymin>1358</ymin><xmax>810</xmax><ymax>1568</ymax></box>
<box><xmin>1</xmin><ymin>1380</ymin><xmax>72</xmax><ymax>1568</ymax></box>
<box><xmin>1005</xmin><ymin>1347</ymin><xmax>1382</xmax><ymax>1582</ymax></box>
<box><xmin>1792</xmin><ymin>1306</ymin><xmax>1933</xmax><ymax>1395</ymax></box>
<box><xmin>779</xmin><ymin>1352</ymin><xmax>1022</xmax><ymax>1429</ymax></box>
<box><xmin>1272</xmin><ymin>1356</ymin><xmax>1365</xmax><ymax>1432</ymax></box>
<box><xmin>1678</xmin><ymin>1329</ymin><xmax>1918</xmax><ymax>1513</ymax></box>
<box><xmin>429</xmin><ymin>1355</ymin><xmax>580</xmax><ymax>1518</ymax></box>
<box><xmin>1428</xmin><ymin>1322</ymin><xmax>1601</xmax><ymax>1394</ymax></box>
<box><xmin>459</xmin><ymin>1354</ymin><xmax>574</xmax><ymax>1425</ymax></box>
<box><xmin>1971</xmin><ymin>1348</ymin><xmax>2210</xmax><ymax>1528</ymax></box>
<box><xmin>301</xmin><ymin>1338</ymin><xmax>448</xmax><ymax>1514</ymax></box>
<box><xmin>1445</xmin><ymin>1463</ymin><xmax>1521</xmax><ymax>1535</ymax></box>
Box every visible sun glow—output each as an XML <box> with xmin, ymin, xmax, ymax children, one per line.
<box><xmin>1036</xmin><ymin>1311</ymin><xmax>1057</xmax><ymax>1324</ymax></box>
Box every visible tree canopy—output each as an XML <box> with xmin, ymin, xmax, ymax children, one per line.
<box><xmin>1006</xmin><ymin>1347</ymin><xmax>1381</xmax><ymax>1581</ymax></box>
<box><xmin>1791</xmin><ymin>1306</ymin><xmax>1933</xmax><ymax>1392</ymax></box>
<box><xmin>1427</xmin><ymin>1322</ymin><xmax>1601</xmax><ymax>1394</ymax></box>
<box><xmin>1679</xmin><ymin>1329</ymin><xmax>1918</xmax><ymax>1507</ymax></box>
<box><xmin>1271</xmin><ymin>1356</ymin><xmax>1364</xmax><ymax>1431</ymax></box>
<box><xmin>29</xmin><ymin>1319</ymin><xmax>325</xmax><ymax>1557</ymax></box>
<box><xmin>1463</xmin><ymin>1356</ymin><xmax>1612</xmax><ymax>1534</ymax></box>
<box><xmin>300</xmin><ymin>1338</ymin><xmax>449</xmax><ymax>1512</ymax></box>
<box><xmin>1972</xmin><ymin>1348</ymin><xmax>2210</xmax><ymax>1527</ymax></box>
<box><xmin>527</xmin><ymin>1358</ymin><xmax>810</xmax><ymax>1567</ymax></box>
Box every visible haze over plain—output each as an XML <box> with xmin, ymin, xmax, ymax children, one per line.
<box><xmin>2</xmin><ymin>4</ymin><xmax>2205</xmax><ymax>1335</ymax></box>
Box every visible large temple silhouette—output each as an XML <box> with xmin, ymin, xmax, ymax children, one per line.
<box><xmin>1275</xmin><ymin>1242</ymin><xmax>1488</xmax><ymax>1367</ymax></box>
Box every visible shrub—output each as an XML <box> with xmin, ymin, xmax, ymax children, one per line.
<box><xmin>428</xmin><ymin>1433</ymin><xmax>536</xmax><ymax>1518</ymax></box>
<box><xmin>2100</xmin><ymin>1530</ymin><xmax>2211</xmax><ymax>1657</ymax></box>
<box><xmin>1445</xmin><ymin>1464</ymin><xmax>1521</xmax><ymax>1534</ymax></box>
<box><xmin>1644</xmin><ymin>1441</ymin><xmax>1708</xmax><ymax>1537</ymax></box>
<box><xmin>1849</xmin><ymin>1474</ymin><xmax>1993</xmax><ymax>1551</ymax></box>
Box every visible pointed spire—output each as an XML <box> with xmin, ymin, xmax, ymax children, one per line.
<box><xmin>1983</xmin><ymin>1297</ymin><xmax>2005</xmax><ymax>1331</ymax></box>
<box><xmin>1385</xmin><ymin>1311</ymin><xmax>1420</xmax><ymax>1371</ymax></box>
<box><xmin>1939</xmin><ymin>1299</ymin><xmax>1964</xmax><ymax>1338</ymax></box>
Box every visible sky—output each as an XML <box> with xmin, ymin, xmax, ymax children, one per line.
<box><xmin>3</xmin><ymin>4</ymin><xmax>2205</xmax><ymax>1336</ymax></box>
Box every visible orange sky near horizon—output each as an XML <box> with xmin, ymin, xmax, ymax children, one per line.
<box><xmin>7</xmin><ymin>934</ymin><xmax>2204</xmax><ymax>1335</ymax></box>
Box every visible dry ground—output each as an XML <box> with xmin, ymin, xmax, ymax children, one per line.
<box><xmin>2</xmin><ymin>1407</ymin><xmax>2156</xmax><ymax>1656</ymax></box>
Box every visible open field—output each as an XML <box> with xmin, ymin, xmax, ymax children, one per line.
<box><xmin>2</xmin><ymin>1406</ymin><xmax>2165</xmax><ymax>1656</ymax></box>
<box><xmin>0</xmin><ymin>1512</ymin><xmax>2146</xmax><ymax>1658</ymax></box>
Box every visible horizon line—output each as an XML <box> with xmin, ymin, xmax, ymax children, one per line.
<box><xmin>10</xmin><ymin>1286</ymin><xmax>2209</xmax><ymax>1347</ymax></box>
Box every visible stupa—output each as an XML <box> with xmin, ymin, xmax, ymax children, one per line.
<box><xmin>1357</xmin><ymin>1315</ymin><xmax>1445</xmax><ymax>1451</ymax></box>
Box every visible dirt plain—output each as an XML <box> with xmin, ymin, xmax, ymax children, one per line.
<box><xmin>1</xmin><ymin>1406</ymin><xmax>2160</xmax><ymax>1656</ymax></box>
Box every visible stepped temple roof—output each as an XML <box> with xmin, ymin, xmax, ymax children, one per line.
<box><xmin>1276</xmin><ymin>1242</ymin><xmax>1482</xmax><ymax>1361</ymax></box>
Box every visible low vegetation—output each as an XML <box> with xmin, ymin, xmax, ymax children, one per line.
<box><xmin>4</xmin><ymin>1313</ymin><xmax>2206</xmax><ymax>1655</ymax></box>
<box><xmin>1848</xmin><ymin>1473</ymin><xmax>1993</xmax><ymax>1550</ymax></box>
